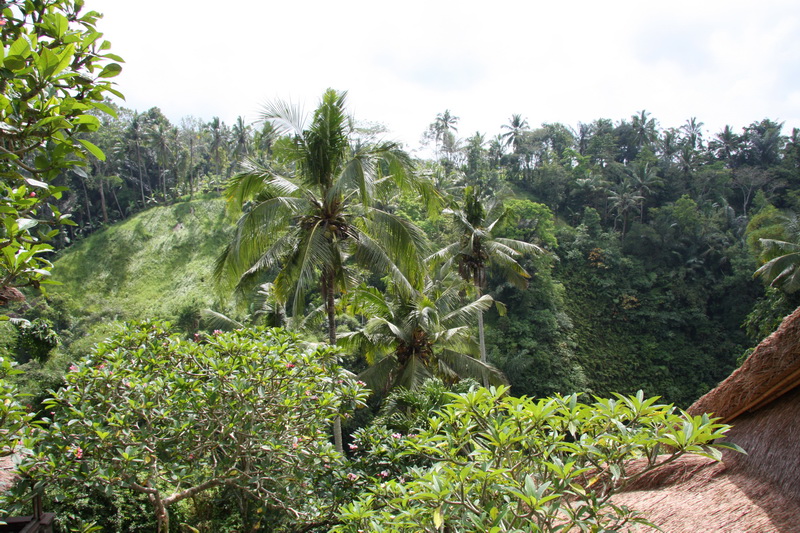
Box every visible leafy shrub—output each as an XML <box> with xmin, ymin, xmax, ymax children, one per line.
<box><xmin>335</xmin><ymin>387</ymin><xmax>739</xmax><ymax>532</ymax></box>
<box><xmin>8</xmin><ymin>322</ymin><xmax>369</xmax><ymax>532</ymax></box>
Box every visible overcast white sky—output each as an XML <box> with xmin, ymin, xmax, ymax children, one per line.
<box><xmin>92</xmin><ymin>0</ymin><xmax>800</xmax><ymax>152</ymax></box>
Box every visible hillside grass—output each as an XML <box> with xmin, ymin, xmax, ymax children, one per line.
<box><xmin>50</xmin><ymin>195</ymin><xmax>235</xmax><ymax>337</ymax></box>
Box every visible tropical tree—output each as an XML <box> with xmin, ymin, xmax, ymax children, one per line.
<box><xmin>11</xmin><ymin>323</ymin><xmax>369</xmax><ymax>533</ymax></box>
<box><xmin>500</xmin><ymin>114</ymin><xmax>529</xmax><ymax>153</ymax></box>
<box><xmin>0</xmin><ymin>0</ymin><xmax>122</xmax><ymax>312</ymax></box>
<box><xmin>631</xmin><ymin>109</ymin><xmax>658</xmax><ymax>150</ymax></box>
<box><xmin>428</xmin><ymin>187</ymin><xmax>544</xmax><ymax>385</ymax></box>
<box><xmin>339</xmin><ymin>280</ymin><xmax>507</xmax><ymax>394</ymax></box>
<box><xmin>215</xmin><ymin>88</ymin><xmax>431</xmax><ymax>342</ymax></box>
<box><xmin>214</xmin><ymin>89</ymin><xmax>434</xmax><ymax>449</ymax></box>
<box><xmin>754</xmin><ymin>213</ymin><xmax>800</xmax><ymax>294</ymax></box>
<box><xmin>608</xmin><ymin>181</ymin><xmax>643</xmax><ymax>236</ymax></box>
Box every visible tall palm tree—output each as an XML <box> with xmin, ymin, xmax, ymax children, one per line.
<box><xmin>214</xmin><ymin>89</ymin><xmax>434</xmax><ymax>451</ymax></box>
<box><xmin>214</xmin><ymin>89</ymin><xmax>432</xmax><ymax>345</ymax></box>
<box><xmin>631</xmin><ymin>110</ymin><xmax>657</xmax><ymax>150</ymax></box>
<box><xmin>500</xmin><ymin>114</ymin><xmax>530</xmax><ymax>153</ymax></box>
<box><xmin>428</xmin><ymin>187</ymin><xmax>544</xmax><ymax>385</ymax></box>
<box><xmin>339</xmin><ymin>281</ymin><xmax>507</xmax><ymax>394</ymax></box>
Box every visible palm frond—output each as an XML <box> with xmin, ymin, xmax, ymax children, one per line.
<box><xmin>442</xmin><ymin>294</ymin><xmax>495</xmax><ymax>326</ymax></box>
<box><xmin>261</xmin><ymin>98</ymin><xmax>306</xmax><ymax>138</ymax></box>
<box><xmin>200</xmin><ymin>309</ymin><xmax>245</xmax><ymax>331</ymax></box>
<box><xmin>437</xmin><ymin>349</ymin><xmax>508</xmax><ymax>387</ymax></box>
<box><xmin>358</xmin><ymin>353</ymin><xmax>401</xmax><ymax>395</ymax></box>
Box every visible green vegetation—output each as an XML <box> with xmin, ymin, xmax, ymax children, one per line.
<box><xmin>3</xmin><ymin>1</ymin><xmax>800</xmax><ymax>531</ymax></box>
<box><xmin>336</xmin><ymin>387</ymin><xmax>738</xmax><ymax>532</ymax></box>
<box><xmin>50</xmin><ymin>196</ymin><xmax>230</xmax><ymax>326</ymax></box>
<box><xmin>8</xmin><ymin>322</ymin><xmax>368</xmax><ymax>532</ymax></box>
<box><xmin>0</xmin><ymin>0</ymin><xmax>120</xmax><ymax>314</ymax></box>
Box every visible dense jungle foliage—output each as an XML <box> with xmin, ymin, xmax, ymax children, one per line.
<box><xmin>9</xmin><ymin>100</ymin><xmax>798</xmax><ymax>406</ymax></box>
<box><xmin>2</xmin><ymin>1</ymin><xmax>800</xmax><ymax>531</ymax></box>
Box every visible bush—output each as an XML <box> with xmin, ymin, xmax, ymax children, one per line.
<box><xmin>335</xmin><ymin>387</ymin><xmax>739</xmax><ymax>532</ymax></box>
<box><xmin>8</xmin><ymin>322</ymin><xmax>369</xmax><ymax>532</ymax></box>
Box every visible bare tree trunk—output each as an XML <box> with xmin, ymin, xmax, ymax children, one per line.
<box><xmin>80</xmin><ymin>176</ymin><xmax>92</xmax><ymax>226</ymax></box>
<box><xmin>136</xmin><ymin>142</ymin><xmax>146</xmax><ymax>207</ymax></box>
<box><xmin>99</xmin><ymin>177</ymin><xmax>108</xmax><ymax>223</ymax></box>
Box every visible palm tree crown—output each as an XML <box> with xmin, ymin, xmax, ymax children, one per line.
<box><xmin>339</xmin><ymin>280</ymin><xmax>507</xmax><ymax>394</ymax></box>
<box><xmin>428</xmin><ymin>187</ymin><xmax>545</xmax><ymax>384</ymax></box>
<box><xmin>214</xmin><ymin>89</ymin><xmax>435</xmax><ymax>344</ymax></box>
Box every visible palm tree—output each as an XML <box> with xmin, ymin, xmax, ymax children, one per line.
<box><xmin>631</xmin><ymin>110</ymin><xmax>657</xmax><ymax>150</ymax></box>
<box><xmin>230</xmin><ymin>116</ymin><xmax>251</xmax><ymax>175</ymax></box>
<box><xmin>628</xmin><ymin>163</ymin><xmax>662</xmax><ymax>221</ymax></box>
<box><xmin>339</xmin><ymin>281</ymin><xmax>507</xmax><ymax>394</ymax></box>
<box><xmin>500</xmin><ymin>114</ymin><xmax>530</xmax><ymax>153</ymax></box>
<box><xmin>607</xmin><ymin>181</ymin><xmax>643</xmax><ymax>237</ymax></box>
<box><xmin>428</xmin><ymin>186</ymin><xmax>544</xmax><ymax>385</ymax></box>
<box><xmin>215</xmin><ymin>89</ymin><xmax>432</xmax><ymax>345</ymax></box>
<box><xmin>682</xmin><ymin>117</ymin><xmax>704</xmax><ymax>150</ymax></box>
<box><xmin>215</xmin><ymin>89</ymin><xmax>433</xmax><ymax>451</ymax></box>
<box><xmin>755</xmin><ymin>214</ymin><xmax>800</xmax><ymax>294</ymax></box>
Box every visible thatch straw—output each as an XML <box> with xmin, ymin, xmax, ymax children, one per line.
<box><xmin>688</xmin><ymin>306</ymin><xmax>800</xmax><ymax>422</ymax></box>
<box><xmin>613</xmin><ymin>455</ymin><xmax>798</xmax><ymax>532</ymax></box>
<box><xmin>613</xmin><ymin>306</ymin><xmax>800</xmax><ymax>532</ymax></box>
<box><xmin>717</xmin><ymin>386</ymin><xmax>800</xmax><ymax>501</ymax></box>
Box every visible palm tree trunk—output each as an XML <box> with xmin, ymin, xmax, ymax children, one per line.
<box><xmin>476</xmin><ymin>285</ymin><xmax>489</xmax><ymax>387</ymax></box>
<box><xmin>322</xmin><ymin>269</ymin><xmax>344</xmax><ymax>453</ymax></box>
<box><xmin>478</xmin><ymin>310</ymin><xmax>488</xmax><ymax>387</ymax></box>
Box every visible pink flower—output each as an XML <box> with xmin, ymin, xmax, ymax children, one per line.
<box><xmin>347</xmin><ymin>473</ymin><xmax>358</xmax><ymax>481</ymax></box>
<box><xmin>356</xmin><ymin>380</ymin><xmax>366</xmax><ymax>386</ymax></box>
<box><xmin>286</xmin><ymin>363</ymin><xmax>295</xmax><ymax>369</ymax></box>
<box><xmin>73</xmin><ymin>446</ymin><xmax>83</xmax><ymax>459</ymax></box>
<box><xmin>69</xmin><ymin>364</ymin><xmax>78</xmax><ymax>372</ymax></box>
<box><xmin>391</xmin><ymin>433</ymin><xmax>402</xmax><ymax>439</ymax></box>
<box><xmin>213</xmin><ymin>330</ymin><xmax>222</xmax><ymax>335</ymax></box>
<box><xmin>348</xmin><ymin>443</ymin><xmax>358</xmax><ymax>450</ymax></box>
<box><xmin>379</xmin><ymin>470</ymin><xmax>390</xmax><ymax>478</ymax></box>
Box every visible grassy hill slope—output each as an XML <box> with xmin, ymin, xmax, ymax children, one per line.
<box><xmin>51</xmin><ymin>195</ymin><xmax>234</xmax><ymax>337</ymax></box>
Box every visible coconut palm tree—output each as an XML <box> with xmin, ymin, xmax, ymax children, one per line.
<box><xmin>215</xmin><ymin>88</ymin><xmax>435</xmax><ymax>342</ymax></box>
<box><xmin>339</xmin><ymin>280</ymin><xmax>507</xmax><ymax>394</ymax></box>
<box><xmin>428</xmin><ymin>187</ymin><xmax>544</xmax><ymax>385</ymax></box>
<box><xmin>214</xmin><ymin>89</ymin><xmax>434</xmax><ymax>451</ymax></box>
<box><xmin>500</xmin><ymin>114</ymin><xmax>530</xmax><ymax>153</ymax></box>
<box><xmin>755</xmin><ymin>214</ymin><xmax>800</xmax><ymax>294</ymax></box>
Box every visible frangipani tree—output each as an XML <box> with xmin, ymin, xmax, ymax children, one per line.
<box><xmin>0</xmin><ymin>0</ymin><xmax>122</xmax><ymax>314</ymax></box>
<box><xmin>11</xmin><ymin>323</ymin><xmax>369</xmax><ymax>533</ymax></box>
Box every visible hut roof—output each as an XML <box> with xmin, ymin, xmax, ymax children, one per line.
<box><xmin>613</xmin><ymin>455</ymin><xmax>798</xmax><ymax>532</ymax></box>
<box><xmin>688</xmin><ymin>306</ymin><xmax>800</xmax><ymax>421</ymax></box>
<box><xmin>612</xmin><ymin>307</ymin><xmax>800</xmax><ymax>532</ymax></box>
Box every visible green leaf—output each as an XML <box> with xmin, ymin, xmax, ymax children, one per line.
<box><xmin>98</xmin><ymin>63</ymin><xmax>122</xmax><ymax>78</ymax></box>
<box><xmin>79</xmin><ymin>139</ymin><xmax>105</xmax><ymax>161</ymax></box>
<box><xmin>16</xmin><ymin>218</ymin><xmax>38</xmax><ymax>231</ymax></box>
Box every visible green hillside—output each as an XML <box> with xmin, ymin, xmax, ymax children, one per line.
<box><xmin>50</xmin><ymin>195</ymin><xmax>233</xmax><ymax>337</ymax></box>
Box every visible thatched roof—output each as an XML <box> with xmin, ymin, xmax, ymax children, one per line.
<box><xmin>613</xmin><ymin>455</ymin><xmax>798</xmax><ymax>532</ymax></box>
<box><xmin>688</xmin><ymin>305</ymin><xmax>800</xmax><ymax>421</ymax></box>
<box><xmin>612</xmin><ymin>306</ymin><xmax>800</xmax><ymax>532</ymax></box>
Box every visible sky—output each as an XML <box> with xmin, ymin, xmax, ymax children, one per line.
<box><xmin>92</xmin><ymin>0</ymin><xmax>800</xmax><ymax>153</ymax></box>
